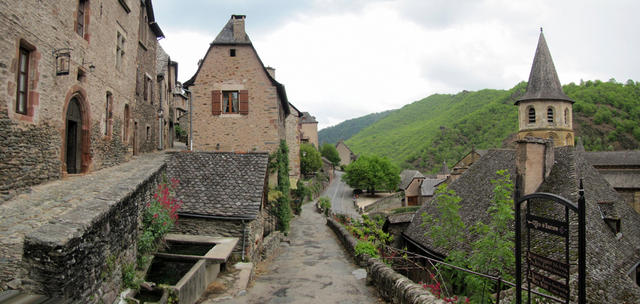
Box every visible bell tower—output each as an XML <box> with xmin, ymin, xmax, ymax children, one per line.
<box><xmin>515</xmin><ymin>29</ymin><xmax>575</xmax><ymax>147</ymax></box>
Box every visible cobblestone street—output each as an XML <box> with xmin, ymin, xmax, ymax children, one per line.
<box><xmin>214</xmin><ymin>200</ymin><xmax>385</xmax><ymax>304</ymax></box>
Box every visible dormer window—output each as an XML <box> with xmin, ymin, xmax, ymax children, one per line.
<box><xmin>547</xmin><ymin>107</ymin><xmax>554</xmax><ymax>123</ymax></box>
<box><xmin>528</xmin><ymin>107</ymin><xmax>536</xmax><ymax>123</ymax></box>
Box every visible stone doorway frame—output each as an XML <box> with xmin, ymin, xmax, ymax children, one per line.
<box><xmin>61</xmin><ymin>86</ymin><xmax>91</xmax><ymax>175</ymax></box>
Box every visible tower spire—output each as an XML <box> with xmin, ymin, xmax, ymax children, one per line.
<box><xmin>515</xmin><ymin>31</ymin><xmax>573</xmax><ymax>104</ymax></box>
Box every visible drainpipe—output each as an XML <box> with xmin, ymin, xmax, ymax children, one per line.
<box><xmin>241</xmin><ymin>220</ymin><xmax>246</xmax><ymax>261</ymax></box>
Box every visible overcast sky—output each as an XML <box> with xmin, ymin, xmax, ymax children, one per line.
<box><xmin>154</xmin><ymin>0</ymin><xmax>639</xmax><ymax>129</ymax></box>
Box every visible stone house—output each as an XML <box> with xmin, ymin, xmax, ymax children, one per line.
<box><xmin>167</xmin><ymin>152</ymin><xmax>271</xmax><ymax>262</ymax></box>
<box><xmin>449</xmin><ymin>148</ymin><xmax>487</xmax><ymax>182</ymax></box>
<box><xmin>300</xmin><ymin>111</ymin><xmax>319</xmax><ymax>148</ymax></box>
<box><xmin>286</xmin><ymin>102</ymin><xmax>303</xmax><ymax>183</ymax></box>
<box><xmin>0</xmin><ymin>0</ymin><xmax>165</xmax><ymax>197</ymax></box>
<box><xmin>183</xmin><ymin>15</ymin><xmax>293</xmax><ymax>158</ymax></box>
<box><xmin>156</xmin><ymin>44</ymin><xmax>181</xmax><ymax>149</ymax></box>
<box><xmin>336</xmin><ymin>140</ymin><xmax>357</xmax><ymax>167</ymax></box>
<box><xmin>402</xmin><ymin>31</ymin><xmax>640</xmax><ymax>303</ymax></box>
<box><xmin>584</xmin><ymin>150</ymin><xmax>640</xmax><ymax>214</ymax></box>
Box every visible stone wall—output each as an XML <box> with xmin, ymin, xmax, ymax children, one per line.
<box><xmin>0</xmin><ymin>109</ymin><xmax>61</xmax><ymax>200</ymax></box>
<box><xmin>188</xmin><ymin>44</ymin><xmax>285</xmax><ymax>154</ymax></box>
<box><xmin>285</xmin><ymin>107</ymin><xmax>301</xmax><ymax>180</ymax></box>
<box><xmin>20</xmin><ymin>162</ymin><xmax>166</xmax><ymax>303</ymax></box>
<box><xmin>172</xmin><ymin>213</ymin><xmax>266</xmax><ymax>262</ymax></box>
<box><xmin>364</xmin><ymin>192</ymin><xmax>403</xmax><ymax>213</ymax></box>
<box><xmin>326</xmin><ymin>218</ymin><xmax>443</xmax><ymax>304</ymax></box>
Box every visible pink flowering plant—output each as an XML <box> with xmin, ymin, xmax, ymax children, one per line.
<box><xmin>138</xmin><ymin>177</ymin><xmax>182</xmax><ymax>255</ymax></box>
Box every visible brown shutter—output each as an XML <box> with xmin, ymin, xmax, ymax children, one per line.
<box><xmin>239</xmin><ymin>90</ymin><xmax>249</xmax><ymax>115</ymax></box>
<box><xmin>212</xmin><ymin>90</ymin><xmax>221</xmax><ymax>115</ymax></box>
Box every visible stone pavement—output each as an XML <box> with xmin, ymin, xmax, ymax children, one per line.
<box><xmin>0</xmin><ymin>152</ymin><xmax>168</xmax><ymax>288</ymax></box>
<box><xmin>209</xmin><ymin>201</ymin><xmax>386</xmax><ymax>304</ymax></box>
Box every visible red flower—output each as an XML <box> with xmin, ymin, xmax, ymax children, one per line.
<box><xmin>153</xmin><ymin>213</ymin><xmax>159</xmax><ymax>218</ymax></box>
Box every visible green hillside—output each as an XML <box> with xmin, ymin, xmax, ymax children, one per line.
<box><xmin>318</xmin><ymin>110</ymin><xmax>394</xmax><ymax>145</ymax></box>
<box><xmin>345</xmin><ymin>80</ymin><xmax>640</xmax><ymax>173</ymax></box>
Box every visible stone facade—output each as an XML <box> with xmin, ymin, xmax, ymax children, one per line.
<box><xmin>300</xmin><ymin>112</ymin><xmax>319</xmax><ymax>148</ymax></box>
<box><xmin>286</xmin><ymin>103</ymin><xmax>302</xmax><ymax>181</ymax></box>
<box><xmin>172</xmin><ymin>213</ymin><xmax>266</xmax><ymax>263</ymax></box>
<box><xmin>184</xmin><ymin>15</ymin><xmax>289</xmax><ymax>156</ymax></box>
<box><xmin>0</xmin><ymin>0</ymin><xmax>165</xmax><ymax>196</ymax></box>
<box><xmin>336</xmin><ymin>140</ymin><xmax>356</xmax><ymax>167</ymax></box>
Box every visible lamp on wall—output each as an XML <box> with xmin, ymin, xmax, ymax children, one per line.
<box><xmin>53</xmin><ymin>48</ymin><xmax>72</xmax><ymax>75</ymax></box>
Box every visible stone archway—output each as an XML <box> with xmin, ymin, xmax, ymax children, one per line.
<box><xmin>62</xmin><ymin>87</ymin><xmax>91</xmax><ymax>174</ymax></box>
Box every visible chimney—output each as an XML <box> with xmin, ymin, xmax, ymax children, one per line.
<box><xmin>516</xmin><ymin>137</ymin><xmax>555</xmax><ymax>195</ymax></box>
<box><xmin>265</xmin><ymin>66</ymin><xmax>276</xmax><ymax>79</ymax></box>
<box><xmin>232</xmin><ymin>15</ymin><xmax>246</xmax><ymax>41</ymax></box>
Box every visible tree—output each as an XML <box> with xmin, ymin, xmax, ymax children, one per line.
<box><xmin>300</xmin><ymin>143</ymin><xmax>322</xmax><ymax>175</ymax></box>
<box><xmin>341</xmin><ymin>155</ymin><xmax>400</xmax><ymax>194</ymax></box>
<box><xmin>320</xmin><ymin>143</ymin><xmax>341</xmax><ymax>166</ymax></box>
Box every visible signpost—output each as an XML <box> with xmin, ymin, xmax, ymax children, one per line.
<box><xmin>514</xmin><ymin>178</ymin><xmax>586</xmax><ymax>304</ymax></box>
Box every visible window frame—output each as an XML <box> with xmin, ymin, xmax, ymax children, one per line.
<box><xmin>16</xmin><ymin>47</ymin><xmax>30</xmax><ymax>115</ymax></box>
<box><xmin>547</xmin><ymin>107</ymin><xmax>554</xmax><ymax>123</ymax></box>
<box><xmin>222</xmin><ymin>91</ymin><xmax>239</xmax><ymax>114</ymax></box>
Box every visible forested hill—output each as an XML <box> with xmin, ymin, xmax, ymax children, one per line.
<box><xmin>344</xmin><ymin>79</ymin><xmax>640</xmax><ymax>173</ymax></box>
<box><xmin>318</xmin><ymin>110</ymin><xmax>394</xmax><ymax>145</ymax></box>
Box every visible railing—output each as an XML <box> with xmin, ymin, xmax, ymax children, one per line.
<box><xmin>263</xmin><ymin>207</ymin><xmax>280</xmax><ymax>237</ymax></box>
<box><xmin>380</xmin><ymin>245</ymin><xmax>565</xmax><ymax>304</ymax></box>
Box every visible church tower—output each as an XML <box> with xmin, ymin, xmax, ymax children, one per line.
<box><xmin>515</xmin><ymin>30</ymin><xmax>574</xmax><ymax>147</ymax></box>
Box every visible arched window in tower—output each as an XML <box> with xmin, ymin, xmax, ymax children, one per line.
<box><xmin>528</xmin><ymin>107</ymin><xmax>536</xmax><ymax>123</ymax></box>
<box><xmin>564</xmin><ymin>108</ymin><xmax>569</xmax><ymax>125</ymax></box>
<box><xmin>547</xmin><ymin>107</ymin><xmax>554</xmax><ymax>123</ymax></box>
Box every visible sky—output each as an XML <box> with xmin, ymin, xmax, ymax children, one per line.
<box><xmin>153</xmin><ymin>0</ymin><xmax>640</xmax><ymax>130</ymax></box>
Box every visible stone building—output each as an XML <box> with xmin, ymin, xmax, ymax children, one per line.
<box><xmin>183</xmin><ymin>15</ymin><xmax>291</xmax><ymax>156</ymax></box>
<box><xmin>167</xmin><ymin>152</ymin><xmax>270</xmax><ymax>262</ymax></box>
<box><xmin>0</xmin><ymin>0</ymin><xmax>165</xmax><ymax>197</ymax></box>
<box><xmin>286</xmin><ymin>102</ymin><xmax>303</xmax><ymax>183</ymax></box>
<box><xmin>156</xmin><ymin>44</ymin><xmax>180</xmax><ymax>149</ymax></box>
<box><xmin>584</xmin><ymin>150</ymin><xmax>640</xmax><ymax>214</ymax></box>
<box><xmin>300</xmin><ymin>111</ymin><xmax>319</xmax><ymax>148</ymax></box>
<box><xmin>402</xmin><ymin>31</ymin><xmax>640</xmax><ymax>303</ymax></box>
<box><xmin>336</xmin><ymin>140</ymin><xmax>357</xmax><ymax>167</ymax></box>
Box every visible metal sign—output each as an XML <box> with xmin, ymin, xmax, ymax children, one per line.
<box><xmin>514</xmin><ymin>178</ymin><xmax>586</xmax><ymax>304</ymax></box>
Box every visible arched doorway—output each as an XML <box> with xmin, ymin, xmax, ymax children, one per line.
<box><xmin>65</xmin><ymin>97</ymin><xmax>83</xmax><ymax>173</ymax></box>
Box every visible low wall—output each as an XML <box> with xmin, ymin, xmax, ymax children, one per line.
<box><xmin>259</xmin><ymin>231</ymin><xmax>285</xmax><ymax>261</ymax></box>
<box><xmin>364</xmin><ymin>192</ymin><xmax>403</xmax><ymax>213</ymax></box>
<box><xmin>21</xmin><ymin>163</ymin><xmax>166</xmax><ymax>303</ymax></box>
<box><xmin>326</xmin><ymin>218</ymin><xmax>443</xmax><ymax>304</ymax></box>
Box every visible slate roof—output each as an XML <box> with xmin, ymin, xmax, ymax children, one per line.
<box><xmin>403</xmin><ymin>147</ymin><xmax>640</xmax><ymax>303</ymax></box>
<box><xmin>167</xmin><ymin>152</ymin><xmax>269</xmax><ymax>219</ymax></box>
<box><xmin>301</xmin><ymin>112</ymin><xmax>318</xmax><ymax>124</ymax></box>
<box><xmin>400</xmin><ymin>170</ymin><xmax>424</xmax><ymax>190</ymax></box>
<box><xmin>515</xmin><ymin>31</ymin><xmax>573</xmax><ymax>104</ymax></box>
<box><xmin>420</xmin><ymin>178</ymin><xmax>447</xmax><ymax>196</ymax></box>
<box><xmin>212</xmin><ymin>15</ymin><xmax>251</xmax><ymax>45</ymax></box>
<box><xmin>584</xmin><ymin>150</ymin><xmax>640</xmax><ymax>167</ymax></box>
<box><xmin>388</xmin><ymin>212</ymin><xmax>415</xmax><ymax>224</ymax></box>
<box><xmin>156</xmin><ymin>44</ymin><xmax>169</xmax><ymax>76</ymax></box>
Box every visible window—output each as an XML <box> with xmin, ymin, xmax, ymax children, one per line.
<box><xmin>230</xmin><ymin>49</ymin><xmax>236</xmax><ymax>57</ymax></box>
<box><xmin>116</xmin><ymin>31</ymin><xmax>125</xmax><ymax>70</ymax></box>
<box><xmin>144</xmin><ymin>75</ymin><xmax>151</xmax><ymax>102</ymax></box>
<box><xmin>528</xmin><ymin>107</ymin><xmax>536</xmax><ymax>123</ymax></box>
<box><xmin>138</xmin><ymin>3</ymin><xmax>147</xmax><ymax>45</ymax></box>
<box><xmin>547</xmin><ymin>107</ymin><xmax>554</xmax><ymax>123</ymax></box>
<box><xmin>564</xmin><ymin>108</ymin><xmax>569</xmax><ymax>125</ymax></box>
<box><xmin>123</xmin><ymin>104</ymin><xmax>130</xmax><ymax>142</ymax></box>
<box><xmin>105</xmin><ymin>92</ymin><xmax>113</xmax><ymax>136</ymax></box>
<box><xmin>146</xmin><ymin>126</ymin><xmax>150</xmax><ymax>141</ymax></box>
<box><xmin>76</xmin><ymin>0</ymin><xmax>87</xmax><ymax>37</ymax></box>
<box><xmin>16</xmin><ymin>47</ymin><xmax>29</xmax><ymax>114</ymax></box>
<box><xmin>223</xmin><ymin>91</ymin><xmax>239</xmax><ymax>113</ymax></box>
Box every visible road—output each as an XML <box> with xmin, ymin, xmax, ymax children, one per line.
<box><xmin>324</xmin><ymin>171</ymin><xmax>362</xmax><ymax>219</ymax></box>
<box><xmin>215</xmin><ymin>199</ymin><xmax>385</xmax><ymax>304</ymax></box>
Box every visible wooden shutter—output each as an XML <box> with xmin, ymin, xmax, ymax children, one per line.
<box><xmin>212</xmin><ymin>90</ymin><xmax>221</xmax><ymax>115</ymax></box>
<box><xmin>239</xmin><ymin>90</ymin><xmax>249</xmax><ymax>115</ymax></box>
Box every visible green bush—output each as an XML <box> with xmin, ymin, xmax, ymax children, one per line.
<box><xmin>355</xmin><ymin>240</ymin><xmax>379</xmax><ymax>258</ymax></box>
<box><xmin>318</xmin><ymin>196</ymin><xmax>331</xmax><ymax>216</ymax></box>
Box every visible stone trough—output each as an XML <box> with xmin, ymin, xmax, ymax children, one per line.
<box><xmin>135</xmin><ymin>234</ymin><xmax>238</xmax><ymax>304</ymax></box>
